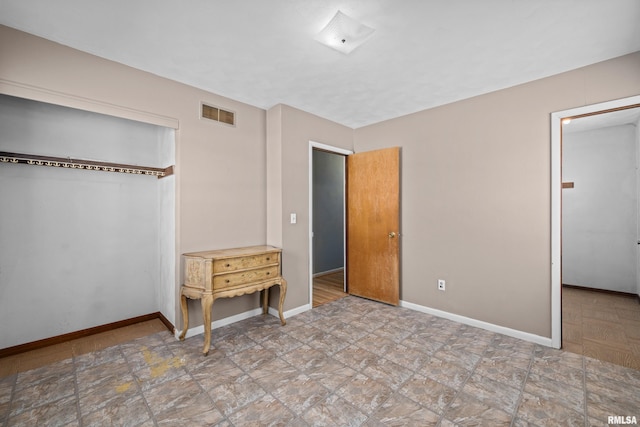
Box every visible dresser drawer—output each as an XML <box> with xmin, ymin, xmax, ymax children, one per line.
<box><xmin>213</xmin><ymin>265</ymin><xmax>279</xmax><ymax>290</ymax></box>
<box><xmin>213</xmin><ymin>252</ymin><xmax>279</xmax><ymax>273</ymax></box>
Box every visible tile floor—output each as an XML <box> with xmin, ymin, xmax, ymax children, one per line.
<box><xmin>1</xmin><ymin>296</ymin><xmax>639</xmax><ymax>426</ymax></box>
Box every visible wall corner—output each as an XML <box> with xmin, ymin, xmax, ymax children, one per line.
<box><xmin>266</xmin><ymin>104</ymin><xmax>283</xmax><ymax>248</ymax></box>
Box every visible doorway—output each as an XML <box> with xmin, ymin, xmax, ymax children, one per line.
<box><xmin>561</xmin><ymin>106</ymin><xmax>640</xmax><ymax>368</ymax></box>
<box><xmin>309</xmin><ymin>141</ymin><xmax>352</xmax><ymax>307</ymax></box>
<box><xmin>309</xmin><ymin>143</ymin><xmax>402</xmax><ymax>308</ymax></box>
<box><xmin>551</xmin><ymin>96</ymin><xmax>640</xmax><ymax>348</ymax></box>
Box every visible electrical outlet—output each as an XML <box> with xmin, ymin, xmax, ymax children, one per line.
<box><xmin>437</xmin><ymin>279</ymin><xmax>446</xmax><ymax>291</ymax></box>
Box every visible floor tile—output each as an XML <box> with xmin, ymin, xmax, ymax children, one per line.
<box><xmin>271</xmin><ymin>373</ymin><xmax>329</xmax><ymax>414</ymax></box>
<box><xmin>398</xmin><ymin>373</ymin><xmax>457</xmax><ymax>415</ymax></box>
<box><xmin>336</xmin><ymin>373</ymin><xmax>394</xmax><ymax>415</ymax></box>
<box><xmin>523</xmin><ymin>372</ymin><xmax>584</xmax><ymax>414</ymax></box>
<box><xmin>301</xmin><ymin>394</ymin><xmax>368</xmax><ymax>427</ymax></box>
<box><xmin>419</xmin><ymin>356</ymin><xmax>472</xmax><ymax>389</ymax></box>
<box><xmin>227</xmin><ymin>393</ymin><xmax>295</xmax><ymax>426</ymax></box>
<box><xmin>462</xmin><ymin>372</ymin><xmax>522</xmax><ymax>413</ymax></box>
<box><xmin>515</xmin><ymin>393</ymin><xmax>585</xmax><ymax>427</ymax></box>
<box><xmin>445</xmin><ymin>392</ymin><xmax>512</xmax><ymax>426</ymax></box>
<box><xmin>305</xmin><ymin>357</ymin><xmax>358</xmax><ymax>390</ymax></box>
<box><xmin>474</xmin><ymin>359</ymin><xmax>529</xmax><ymax>390</ymax></box>
<box><xmin>209</xmin><ymin>374</ymin><xmax>267</xmax><ymax>416</ymax></box>
<box><xmin>7</xmin><ymin>394</ymin><xmax>79</xmax><ymax>427</ymax></box>
<box><xmin>142</xmin><ymin>373</ymin><xmax>206</xmax><ymax>417</ymax></box>
<box><xmin>333</xmin><ymin>344</ymin><xmax>379</xmax><ymax>371</ymax></box>
<box><xmin>361</xmin><ymin>357</ymin><xmax>414</xmax><ymax>390</ymax></box>
<box><xmin>371</xmin><ymin>393</ymin><xmax>440</xmax><ymax>426</ymax></box>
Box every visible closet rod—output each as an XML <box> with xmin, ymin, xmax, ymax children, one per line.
<box><xmin>0</xmin><ymin>151</ymin><xmax>173</xmax><ymax>178</ymax></box>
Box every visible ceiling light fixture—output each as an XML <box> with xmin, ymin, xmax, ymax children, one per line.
<box><xmin>315</xmin><ymin>10</ymin><xmax>375</xmax><ymax>54</ymax></box>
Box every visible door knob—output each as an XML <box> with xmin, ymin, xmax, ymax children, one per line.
<box><xmin>388</xmin><ymin>232</ymin><xmax>396</xmax><ymax>238</ymax></box>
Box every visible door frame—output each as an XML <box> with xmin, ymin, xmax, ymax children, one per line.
<box><xmin>308</xmin><ymin>141</ymin><xmax>353</xmax><ymax>307</ymax></box>
<box><xmin>550</xmin><ymin>94</ymin><xmax>640</xmax><ymax>349</ymax></box>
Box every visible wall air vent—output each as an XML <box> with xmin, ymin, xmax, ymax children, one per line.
<box><xmin>201</xmin><ymin>103</ymin><xmax>235</xmax><ymax>126</ymax></box>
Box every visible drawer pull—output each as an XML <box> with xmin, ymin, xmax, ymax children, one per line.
<box><xmin>266</xmin><ymin>257</ymin><xmax>270</xmax><ymax>261</ymax></box>
<box><xmin>225</xmin><ymin>279</ymin><xmax>230</xmax><ymax>283</ymax></box>
<box><xmin>225</xmin><ymin>263</ymin><xmax>230</xmax><ymax>267</ymax></box>
<box><xmin>266</xmin><ymin>272</ymin><xmax>270</xmax><ymax>275</ymax></box>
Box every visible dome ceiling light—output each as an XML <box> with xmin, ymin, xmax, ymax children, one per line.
<box><xmin>314</xmin><ymin>10</ymin><xmax>375</xmax><ymax>54</ymax></box>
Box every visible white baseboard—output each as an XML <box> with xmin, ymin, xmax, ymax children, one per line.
<box><xmin>175</xmin><ymin>304</ymin><xmax>311</xmax><ymax>340</ymax></box>
<box><xmin>269</xmin><ymin>303</ymin><xmax>311</xmax><ymax>319</ymax></box>
<box><xmin>312</xmin><ymin>268</ymin><xmax>344</xmax><ymax>278</ymax></box>
<box><xmin>400</xmin><ymin>300</ymin><xmax>553</xmax><ymax>348</ymax></box>
<box><xmin>175</xmin><ymin>307</ymin><xmax>263</xmax><ymax>340</ymax></box>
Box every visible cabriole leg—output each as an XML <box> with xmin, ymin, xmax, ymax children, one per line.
<box><xmin>178</xmin><ymin>292</ymin><xmax>188</xmax><ymax>341</ymax></box>
<box><xmin>278</xmin><ymin>279</ymin><xmax>287</xmax><ymax>326</ymax></box>
<box><xmin>201</xmin><ymin>295</ymin><xmax>214</xmax><ymax>356</ymax></box>
<box><xmin>262</xmin><ymin>288</ymin><xmax>269</xmax><ymax>316</ymax></box>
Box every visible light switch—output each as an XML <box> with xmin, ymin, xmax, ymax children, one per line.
<box><xmin>290</xmin><ymin>213</ymin><xmax>297</xmax><ymax>224</ymax></box>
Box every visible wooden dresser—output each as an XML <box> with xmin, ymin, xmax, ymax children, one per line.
<box><xmin>178</xmin><ymin>245</ymin><xmax>287</xmax><ymax>355</ymax></box>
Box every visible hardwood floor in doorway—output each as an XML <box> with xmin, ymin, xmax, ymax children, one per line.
<box><xmin>313</xmin><ymin>269</ymin><xmax>347</xmax><ymax>308</ymax></box>
<box><xmin>562</xmin><ymin>285</ymin><xmax>640</xmax><ymax>369</ymax></box>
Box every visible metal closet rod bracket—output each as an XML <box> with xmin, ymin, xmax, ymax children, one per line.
<box><xmin>0</xmin><ymin>150</ymin><xmax>174</xmax><ymax>178</ymax></box>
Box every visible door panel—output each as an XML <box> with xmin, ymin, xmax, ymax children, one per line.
<box><xmin>347</xmin><ymin>147</ymin><xmax>400</xmax><ymax>305</ymax></box>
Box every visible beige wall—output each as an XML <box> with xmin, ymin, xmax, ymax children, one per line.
<box><xmin>354</xmin><ymin>52</ymin><xmax>640</xmax><ymax>338</ymax></box>
<box><xmin>0</xmin><ymin>25</ymin><xmax>269</xmax><ymax>330</ymax></box>
<box><xmin>267</xmin><ymin>104</ymin><xmax>353</xmax><ymax>310</ymax></box>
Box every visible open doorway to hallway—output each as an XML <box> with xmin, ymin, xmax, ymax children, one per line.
<box><xmin>310</xmin><ymin>142</ymin><xmax>351</xmax><ymax>308</ymax></box>
<box><xmin>556</xmin><ymin>100</ymin><xmax>640</xmax><ymax>369</ymax></box>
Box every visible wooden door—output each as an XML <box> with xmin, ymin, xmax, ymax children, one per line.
<box><xmin>347</xmin><ymin>147</ymin><xmax>400</xmax><ymax>305</ymax></box>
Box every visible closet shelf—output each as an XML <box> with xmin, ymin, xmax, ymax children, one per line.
<box><xmin>0</xmin><ymin>150</ymin><xmax>174</xmax><ymax>178</ymax></box>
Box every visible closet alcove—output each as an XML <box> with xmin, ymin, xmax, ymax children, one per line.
<box><xmin>0</xmin><ymin>94</ymin><xmax>176</xmax><ymax>350</ymax></box>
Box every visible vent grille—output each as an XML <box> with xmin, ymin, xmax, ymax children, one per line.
<box><xmin>201</xmin><ymin>103</ymin><xmax>235</xmax><ymax>126</ymax></box>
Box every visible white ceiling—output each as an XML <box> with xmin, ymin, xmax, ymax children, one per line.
<box><xmin>1</xmin><ymin>0</ymin><xmax>639</xmax><ymax>128</ymax></box>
